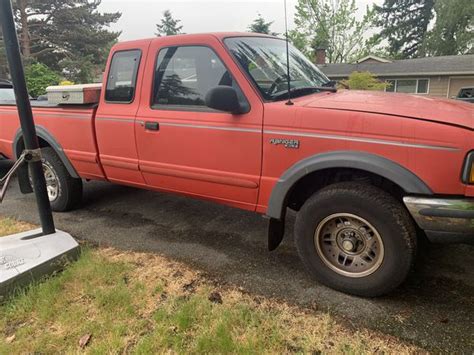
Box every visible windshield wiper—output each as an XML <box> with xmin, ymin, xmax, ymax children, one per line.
<box><xmin>271</xmin><ymin>85</ymin><xmax>337</xmax><ymax>101</ymax></box>
<box><xmin>322</xmin><ymin>80</ymin><xmax>337</xmax><ymax>88</ymax></box>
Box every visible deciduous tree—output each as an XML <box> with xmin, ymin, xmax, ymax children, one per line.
<box><xmin>24</xmin><ymin>62</ymin><xmax>60</xmax><ymax>97</ymax></box>
<box><xmin>292</xmin><ymin>0</ymin><xmax>375</xmax><ymax>63</ymax></box>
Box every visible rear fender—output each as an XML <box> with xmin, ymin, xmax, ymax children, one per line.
<box><xmin>13</xmin><ymin>126</ymin><xmax>79</xmax><ymax>194</ymax></box>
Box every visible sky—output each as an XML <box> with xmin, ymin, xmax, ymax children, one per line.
<box><xmin>99</xmin><ymin>0</ymin><xmax>383</xmax><ymax>41</ymax></box>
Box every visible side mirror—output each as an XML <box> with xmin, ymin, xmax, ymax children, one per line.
<box><xmin>205</xmin><ymin>86</ymin><xmax>244</xmax><ymax>114</ymax></box>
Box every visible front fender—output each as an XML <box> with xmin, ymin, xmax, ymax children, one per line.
<box><xmin>266</xmin><ymin>150</ymin><xmax>433</xmax><ymax>219</ymax></box>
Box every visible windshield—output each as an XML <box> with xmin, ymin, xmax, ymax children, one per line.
<box><xmin>224</xmin><ymin>37</ymin><xmax>329</xmax><ymax>101</ymax></box>
<box><xmin>0</xmin><ymin>88</ymin><xmax>15</xmax><ymax>101</ymax></box>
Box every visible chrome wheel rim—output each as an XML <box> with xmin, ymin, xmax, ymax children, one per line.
<box><xmin>43</xmin><ymin>163</ymin><xmax>60</xmax><ymax>202</ymax></box>
<box><xmin>314</xmin><ymin>213</ymin><xmax>384</xmax><ymax>278</ymax></box>
<box><xmin>30</xmin><ymin>162</ymin><xmax>60</xmax><ymax>202</ymax></box>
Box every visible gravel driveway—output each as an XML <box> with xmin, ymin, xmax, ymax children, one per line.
<box><xmin>1</xmin><ymin>159</ymin><xmax>473</xmax><ymax>352</ymax></box>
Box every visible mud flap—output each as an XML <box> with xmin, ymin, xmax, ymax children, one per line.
<box><xmin>18</xmin><ymin>163</ymin><xmax>33</xmax><ymax>194</ymax></box>
<box><xmin>268</xmin><ymin>218</ymin><xmax>285</xmax><ymax>251</ymax></box>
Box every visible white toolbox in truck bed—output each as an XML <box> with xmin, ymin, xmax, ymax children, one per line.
<box><xmin>46</xmin><ymin>83</ymin><xmax>102</xmax><ymax>104</ymax></box>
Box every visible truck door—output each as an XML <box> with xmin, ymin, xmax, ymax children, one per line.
<box><xmin>136</xmin><ymin>37</ymin><xmax>263</xmax><ymax>211</ymax></box>
<box><xmin>95</xmin><ymin>41</ymin><xmax>149</xmax><ymax>186</ymax></box>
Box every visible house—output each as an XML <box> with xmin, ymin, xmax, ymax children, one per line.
<box><xmin>317</xmin><ymin>52</ymin><xmax>474</xmax><ymax>98</ymax></box>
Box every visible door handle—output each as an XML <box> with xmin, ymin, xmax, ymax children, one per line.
<box><xmin>144</xmin><ymin>121</ymin><xmax>159</xmax><ymax>131</ymax></box>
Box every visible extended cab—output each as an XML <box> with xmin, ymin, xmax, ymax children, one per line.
<box><xmin>1</xmin><ymin>33</ymin><xmax>473</xmax><ymax>296</ymax></box>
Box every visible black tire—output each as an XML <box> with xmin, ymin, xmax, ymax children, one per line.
<box><xmin>294</xmin><ymin>182</ymin><xmax>417</xmax><ymax>297</ymax></box>
<box><xmin>31</xmin><ymin>147</ymin><xmax>83</xmax><ymax>212</ymax></box>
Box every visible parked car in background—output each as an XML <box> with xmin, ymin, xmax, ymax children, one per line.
<box><xmin>0</xmin><ymin>79</ymin><xmax>15</xmax><ymax>102</ymax></box>
<box><xmin>0</xmin><ymin>33</ymin><xmax>473</xmax><ymax>297</ymax></box>
<box><xmin>454</xmin><ymin>87</ymin><xmax>474</xmax><ymax>103</ymax></box>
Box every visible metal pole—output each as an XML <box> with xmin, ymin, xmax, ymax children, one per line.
<box><xmin>0</xmin><ymin>0</ymin><xmax>55</xmax><ymax>235</ymax></box>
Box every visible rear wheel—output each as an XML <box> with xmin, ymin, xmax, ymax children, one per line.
<box><xmin>294</xmin><ymin>182</ymin><xmax>416</xmax><ymax>297</ymax></box>
<box><xmin>29</xmin><ymin>147</ymin><xmax>83</xmax><ymax>212</ymax></box>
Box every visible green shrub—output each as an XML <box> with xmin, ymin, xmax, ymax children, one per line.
<box><xmin>339</xmin><ymin>71</ymin><xmax>389</xmax><ymax>91</ymax></box>
<box><xmin>24</xmin><ymin>63</ymin><xmax>60</xmax><ymax>98</ymax></box>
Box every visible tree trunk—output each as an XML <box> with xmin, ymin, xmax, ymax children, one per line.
<box><xmin>17</xmin><ymin>0</ymin><xmax>31</xmax><ymax>58</ymax></box>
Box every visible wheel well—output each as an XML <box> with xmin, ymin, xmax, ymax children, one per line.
<box><xmin>16</xmin><ymin>136</ymin><xmax>51</xmax><ymax>156</ymax></box>
<box><xmin>15</xmin><ymin>131</ymin><xmax>80</xmax><ymax>179</ymax></box>
<box><xmin>285</xmin><ymin>168</ymin><xmax>406</xmax><ymax>212</ymax></box>
<box><xmin>14</xmin><ymin>136</ymin><xmax>53</xmax><ymax>195</ymax></box>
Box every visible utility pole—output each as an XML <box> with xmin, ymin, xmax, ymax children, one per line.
<box><xmin>0</xmin><ymin>0</ymin><xmax>55</xmax><ymax>235</ymax></box>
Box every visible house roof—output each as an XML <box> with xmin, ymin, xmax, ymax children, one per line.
<box><xmin>355</xmin><ymin>55</ymin><xmax>392</xmax><ymax>64</ymax></box>
<box><xmin>319</xmin><ymin>54</ymin><xmax>474</xmax><ymax>78</ymax></box>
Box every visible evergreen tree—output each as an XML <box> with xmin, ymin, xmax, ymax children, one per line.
<box><xmin>0</xmin><ymin>30</ymin><xmax>7</xmax><ymax>78</ymax></box>
<box><xmin>373</xmin><ymin>0</ymin><xmax>434</xmax><ymax>58</ymax></box>
<box><xmin>8</xmin><ymin>0</ymin><xmax>121</xmax><ymax>82</ymax></box>
<box><xmin>155</xmin><ymin>10</ymin><xmax>183</xmax><ymax>36</ymax></box>
<box><xmin>423</xmin><ymin>0</ymin><xmax>473</xmax><ymax>56</ymax></box>
<box><xmin>248</xmin><ymin>13</ymin><xmax>278</xmax><ymax>36</ymax></box>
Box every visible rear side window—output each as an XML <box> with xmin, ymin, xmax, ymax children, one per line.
<box><xmin>152</xmin><ymin>46</ymin><xmax>237</xmax><ymax>108</ymax></box>
<box><xmin>105</xmin><ymin>50</ymin><xmax>141</xmax><ymax>102</ymax></box>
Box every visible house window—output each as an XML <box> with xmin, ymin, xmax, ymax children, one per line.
<box><xmin>396</xmin><ymin>79</ymin><xmax>417</xmax><ymax>93</ymax></box>
<box><xmin>385</xmin><ymin>78</ymin><xmax>429</xmax><ymax>94</ymax></box>
<box><xmin>417</xmin><ymin>79</ymin><xmax>429</xmax><ymax>94</ymax></box>
<box><xmin>386</xmin><ymin>80</ymin><xmax>396</xmax><ymax>92</ymax></box>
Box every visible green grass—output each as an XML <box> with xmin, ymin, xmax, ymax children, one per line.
<box><xmin>0</xmin><ymin>217</ymin><xmax>33</xmax><ymax>237</ymax></box>
<box><xmin>1</xmin><ymin>249</ymin><xmax>296</xmax><ymax>353</ymax></box>
<box><xmin>0</xmin><ymin>217</ymin><xmax>418</xmax><ymax>353</ymax></box>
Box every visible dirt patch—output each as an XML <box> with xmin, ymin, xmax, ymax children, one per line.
<box><xmin>0</xmin><ymin>215</ymin><xmax>34</xmax><ymax>237</ymax></box>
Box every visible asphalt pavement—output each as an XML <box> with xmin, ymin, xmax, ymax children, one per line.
<box><xmin>1</xmin><ymin>159</ymin><xmax>473</xmax><ymax>352</ymax></box>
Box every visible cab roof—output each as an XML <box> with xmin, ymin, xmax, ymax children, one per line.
<box><xmin>114</xmin><ymin>32</ymin><xmax>279</xmax><ymax>48</ymax></box>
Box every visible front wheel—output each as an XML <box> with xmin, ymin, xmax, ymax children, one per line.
<box><xmin>294</xmin><ymin>182</ymin><xmax>417</xmax><ymax>297</ymax></box>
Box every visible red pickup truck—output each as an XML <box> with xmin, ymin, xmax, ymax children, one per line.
<box><xmin>1</xmin><ymin>33</ymin><xmax>473</xmax><ymax>296</ymax></box>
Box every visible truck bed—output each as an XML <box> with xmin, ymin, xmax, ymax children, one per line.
<box><xmin>0</xmin><ymin>100</ymin><xmax>98</xmax><ymax>108</ymax></box>
<box><xmin>0</xmin><ymin>103</ymin><xmax>104</xmax><ymax>180</ymax></box>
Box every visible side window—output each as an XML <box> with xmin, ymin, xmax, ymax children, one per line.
<box><xmin>105</xmin><ymin>50</ymin><xmax>141</xmax><ymax>103</ymax></box>
<box><xmin>152</xmin><ymin>46</ymin><xmax>238</xmax><ymax>108</ymax></box>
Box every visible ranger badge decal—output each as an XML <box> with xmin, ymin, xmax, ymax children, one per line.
<box><xmin>269</xmin><ymin>138</ymin><xmax>300</xmax><ymax>149</ymax></box>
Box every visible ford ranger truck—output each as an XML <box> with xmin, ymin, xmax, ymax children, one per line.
<box><xmin>1</xmin><ymin>33</ymin><xmax>473</xmax><ymax>297</ymax></box>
